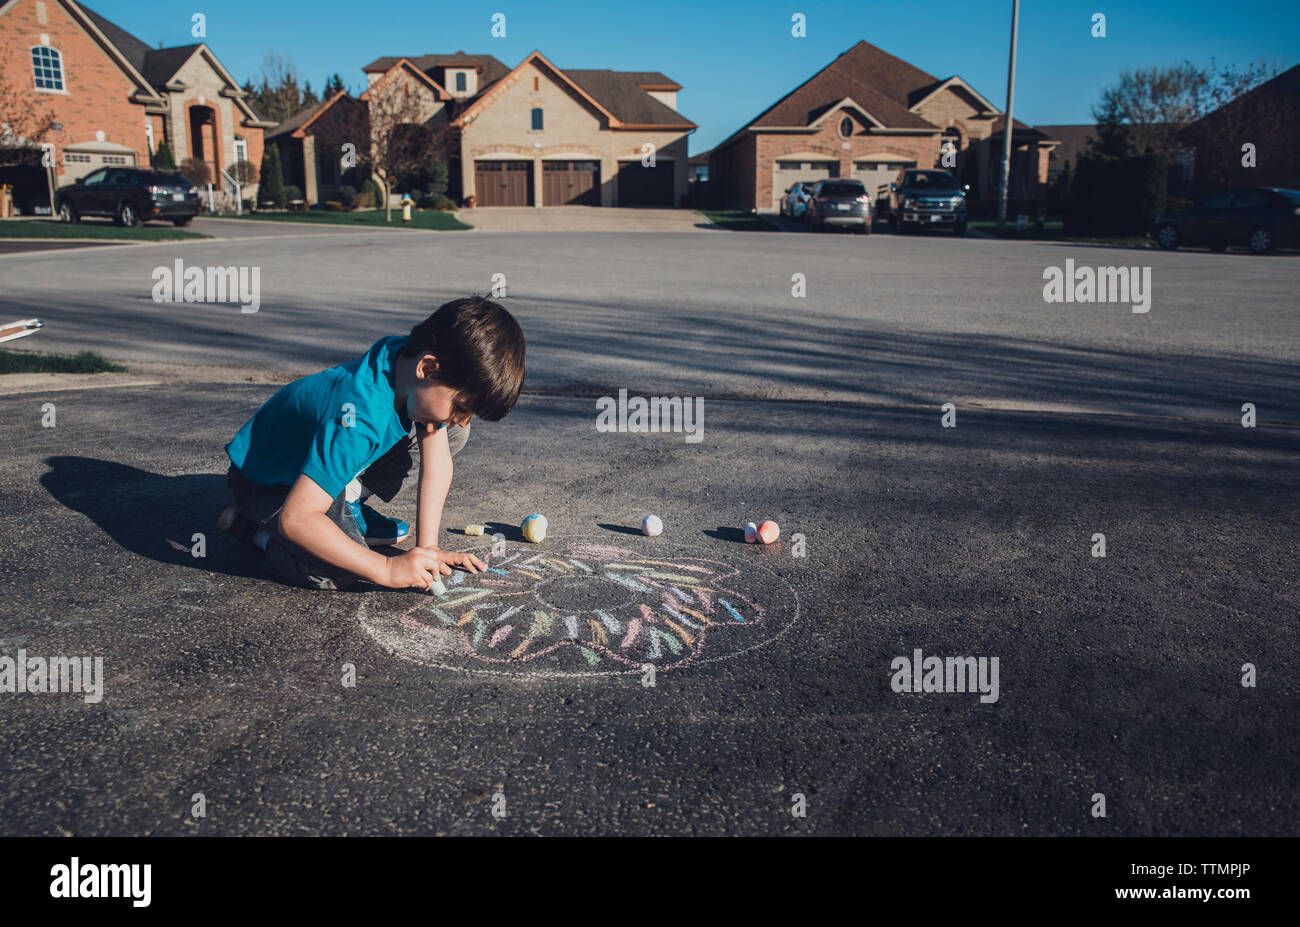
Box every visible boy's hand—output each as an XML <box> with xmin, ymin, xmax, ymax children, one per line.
<box><xmin>381</xmin><ymin>547</ymin><xmax>448</xmax><ymax>590</ymax></box>
<box><xmin>432</xmin><ymin>548</ymin><xmax>488</xmax><ymax>574</ymax></box>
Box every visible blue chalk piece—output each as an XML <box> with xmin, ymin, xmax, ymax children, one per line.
<box><xmin>717</xmin><ymin>598</ymin><xmax>746</xmax><ymax>623</ymax></box>
<box><xmin>487</xmin><ymin>567</ymin><xmax>508</xmax><ymax>576</ymax></box>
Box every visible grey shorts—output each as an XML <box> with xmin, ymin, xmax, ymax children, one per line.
<box><xmin>226</xmin><ymin>422</ymin><xmax>469</xmax><ymax>590</ymax></box>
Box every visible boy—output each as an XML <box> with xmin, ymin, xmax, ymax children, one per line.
<box><xmin>217</xmin><ymin>296</ymin><xmax>526</xmax><ymax>591</ymax></box>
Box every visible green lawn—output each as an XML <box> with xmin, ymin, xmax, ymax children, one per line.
<box><xmin>214</xmin><ymin>208</ymin><xmax>472</xmax><ymax>231</ymax></box>
<box><xmin>0</xmin><ymin>219</ymin><xmax>206</xmax><ymax>240</ymax></box>
<box><xmin>968</xmin><ymin>219</ymin><xmax>1151</xmax><ymax>247</ymax></box>
<box><xmin>0</xmin><ymin>348</ymin><xmax>128</xmax><ymax>374</ymax></box>
<box><xmin>696</xmin><ymin>210</ymin><xmax>779</xmax><ymax>231</ymax></box>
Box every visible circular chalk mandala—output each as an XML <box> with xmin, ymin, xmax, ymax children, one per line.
<box><xmin>357</xmin><ymin>539</ymin><xmax>800</xmax><ymax>677</ymax></box>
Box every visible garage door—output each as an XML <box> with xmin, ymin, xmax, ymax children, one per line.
<box><xmin>475</xmin><ymin>160</ymin><xmax>533</xmax><ymax>206</ymax></box>
<box><xmin>771</xmin><ymin>159</ymin><xmax>837</xmax><ymax>210</ymax></box>
<box><xmin>617</xmin><ymin>161</ymin><xmax>673</xmax><ymax>207</ymax></box>
<box><xmin>543</xmin><ymin>160</ymin><xmax>600</xmax><ymax>205</ymax></box>
<box><xmin>62</xmin><ymin>149</ymin><xmax>137</xmax><ymax>184</ymax></box>
<box><xmin>853</xmin><ymin>159</ymin><xmax>915</xmax><ymax>203</ymax></box>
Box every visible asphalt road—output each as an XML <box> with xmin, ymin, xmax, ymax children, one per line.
<box><xmin>0</xmin><ymin>223</ymin><xmax>1296</xmax><ymax>835</ymax></box>
<box><xmin>2</xmin><ymin>221</ymin><xmax>1298</xmax><ymax>419</ymax></box>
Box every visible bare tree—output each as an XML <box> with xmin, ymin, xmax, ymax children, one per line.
<box><xmin>0</xmin><ymin>60</ymin><xmax>56</xmax><ymax>168</ymax></box>
<box><xmin>245</xmin><ymin>52</ymin><xmax>310</xmax><ymax>126</ymax></box>
<box><xmin>1091</xmin><ymin>63</ymin><xmax>1206</xmax><ymax>159</ymax></box>
<box><xmin>1183</xmin><ymin>59</ymin><xmax>1288</xmax><ymax>189</ymax></box>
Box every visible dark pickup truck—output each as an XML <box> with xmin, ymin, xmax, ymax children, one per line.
<box><xmin>875</xmin><ymin>168</ymin><xmax>969</xmax><ymax>235</ymax></box>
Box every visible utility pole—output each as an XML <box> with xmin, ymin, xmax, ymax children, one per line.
<box><xmin>997</xmin><ymin>0</ymin><xmax>1020</xmax><ymax>231</ymax></box>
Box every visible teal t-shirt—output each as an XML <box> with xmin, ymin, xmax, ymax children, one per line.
<box><xmin>225</xmin><ymin>335</ymin><xmax>414</xmax><ymax>499</ymax></box>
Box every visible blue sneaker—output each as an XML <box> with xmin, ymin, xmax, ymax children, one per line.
<box><xmin>347</xmin><ymin>501</ymin><xmax>410</xmax><ymax>547</ymax></box>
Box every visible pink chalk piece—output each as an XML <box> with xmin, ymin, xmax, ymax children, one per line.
<box><xmin>743</xmin><ymin>521</ymin><xmax>758</xmax><ymax>543</ymax></box>
<box><xmin>757</xmin><ymin>520</ymin><xmax>780</xmax><ymax>544</ymax></box>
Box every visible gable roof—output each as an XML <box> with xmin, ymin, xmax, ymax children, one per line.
<box><xmin>77</xmin><ymin>4</ymin><xmax>268</xmax><ymax>123</ymax></box>
<box><xmin>359</xmin><ymin>57</ymin><xmax>451</xmax><ymax>102</ymax></box>
<box><xmin>1035</xmin><ymin>124</ymin><xmax>1094</xmax><ymax>163</ymax></box>
<box><xmin>564</xmin><ymin>70</ymin><xmax>693</xmax><ymax>127</ymax></box>
<box><xmin>714</xmin><ymin>40</ymin><xmax>1009</xmax><ymax>154</ymax></box>
<box><xmin>361</xmin><ymin>52</ymin><xmax>512</xmax><ymax>103</ymax></box>
<box><xmin>1177</xmin><ymin>62</ymin><xmax>1300</xmax><ymax>138</ymax></box>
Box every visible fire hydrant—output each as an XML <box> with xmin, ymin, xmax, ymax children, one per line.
<box><xmin>401</xmin><ymin>194</ymin><xmax>413</xmax><ymax>223</ymax></box>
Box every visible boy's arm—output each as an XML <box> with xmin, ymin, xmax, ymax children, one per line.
<box><xmin>415</xmin><ymin>424</ymin><xmax>452</xmax><ymax>548</ymax></box>
<box><xmin>278</xmin><ymin>474</ymin><xmax>446</xmax><ymax>588</ymax></box>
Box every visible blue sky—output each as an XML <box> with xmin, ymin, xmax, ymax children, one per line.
<box><xmin>86</xmin><ymin>0</ymin><xmax>1298</xmax><ymax>155</ymax></box>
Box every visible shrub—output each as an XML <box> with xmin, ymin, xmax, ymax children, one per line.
<box><xmin>180</xmin><ymin>157</ymin><xmax>212</xmax><ymax>187</ymax></box>
<box><xmin>324</xmin><ymin>201</ymin><xmax>345</xmax><ymax>211</ymax></box>
<box><xmin>241</xmin><ymin>198</ymin><xmax>255</xmax><ymax>213</ymax></box>
<box><xmin>1067</xmin><ymin>154</ymin><xmax>1167</xmax><ymax>236</ymax></box>
<box><xmin>362</xmin><ymin>178</ymin><xmax>383</xmax><ymax>207</ymax></box>
<box><xmin>284</xmin><ymin>184</ymin><xmax>303</xmax><ymax>202</ymax></box>
<box><xmin>259</xmin><ymin>145</ymin><xmax>286</xmax><ymax>208</ymax></box>
<box><xmin>230</xmin><ymin>159</ymin><xmax>259</xmax><ymax>185</ymax></box>
<box><xmin>338</xmin><ymin>184</ymin><xmax>357</xmax><ymax>207</ymax></box>
<box><xmin>353</xmin><ymin>190</ymin><xmax>375</xmax><ymax>209</ymax></box>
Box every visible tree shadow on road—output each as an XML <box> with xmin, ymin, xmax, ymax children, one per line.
<box><xmin>39</xmin><ymin>455</ymin><xmax>264</xmax><ymax>580</ymax></box>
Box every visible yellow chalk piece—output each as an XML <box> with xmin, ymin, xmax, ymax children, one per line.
<box><xmin>465</xmin><ymin>524</ymin><xmax>486</xmax><ymax>536</ymax></box>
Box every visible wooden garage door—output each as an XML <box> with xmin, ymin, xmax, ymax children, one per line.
<box><xmin>617</xmin><ymin>161</ymin><xmax>673</xmax><ymax>207</ymax></box>
<box><xmin>542</xmin><ymin>160</ymin><xmax>600</xmax><ymax>206</ymax></box>
<box><xmin>475</xmin><ymin>160</ymin><xmax>533</xmax><ymax>206</ymax></box>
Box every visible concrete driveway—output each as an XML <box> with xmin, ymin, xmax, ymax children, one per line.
<box><xmin>455</xmin><ymin>205</ymin><xmax>710</xmax><ymax>232</ymax></box>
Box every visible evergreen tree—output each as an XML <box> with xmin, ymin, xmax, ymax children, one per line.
<box><xmin>260</xmin><ymin>144</ymin><xmax>286</xmax><ymax>207</ymax></box>
<box><xmin>152</xmin><ymin>140</ymin><xmax>176</xmax><ymax>171</ymax></box>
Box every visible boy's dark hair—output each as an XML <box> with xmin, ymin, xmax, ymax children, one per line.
<box><xmin>400</xmin><ymin>296</ymin><xmax>525</xmax><ymax>422</ymax></box>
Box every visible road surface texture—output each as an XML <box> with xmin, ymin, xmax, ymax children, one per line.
<box><xmin>0</xmin><ymin>222</ymin><xmax>1295</xmax><ymax>835</ymax></box>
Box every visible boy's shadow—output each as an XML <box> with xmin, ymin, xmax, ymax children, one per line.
<box><xmin>40</xmin><ymin>456</ymin><xmax>264</xmax><ymax>579</ymax></box>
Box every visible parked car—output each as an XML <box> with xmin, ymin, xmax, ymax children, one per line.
<box><xmin>1152</xmin><ymin>187</ymin><xmax>1300</xmax><ymax>254</ymax></box>
<box><xmin>779</xmin><ymin>182</ymin><xmax>815</xmax><ymax>219</ymax></box>
<box><xmin>876</xmin><ymin>168</ymin><xmax>968</xmax><ymax>235</ymax></box>
<box><xmin>55</xmin><ymin>167</ymin><xmax>200</xmax><ymax>227</ymax></box>
<box><xmin>804</xmin><ymin>179</ymin><xmax>872</xmax><ymax>233</ymax></box>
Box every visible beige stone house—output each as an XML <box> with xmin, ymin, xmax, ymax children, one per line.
<box><xmin>709</xmin><ymin>40</ymin><xmax>1057</xmax><ymax>210</ymax></box>
<box><xmin>353</xmin><ymin>49</ymin><xmax>696</xmax><ymax>207</ymax></box>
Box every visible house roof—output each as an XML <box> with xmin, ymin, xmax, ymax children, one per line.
<box><xmin>746</xmin><ymin>41</ymin><xmax>938</xmax><ymax>131</ymax></box>
<box><xmin>1177</xmin><ymin>62</ymin><xmax>1300</xmax><ymax>138</ymax></box>
<box><xmin>1035</xmin><ymin>124</ymin><xmax>1094</xmax><ymax>163</ymax></box>
<box><xmin>564</xmin><ymin>70</ymin><xmax>692</xmax><ymax>126</ymax></box>
<box><xmin>78</xmin><ymin>4</ymin><xmax>267</xmax><ymax>122</ymax></box>
<box><xmin>265</xmin><ymin>98</ymin><xmax>327</xmax><ymax>141</ymax></box>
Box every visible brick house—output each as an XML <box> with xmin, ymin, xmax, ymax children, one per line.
<box><xmin>1176</xmin><ymin>64</ymin><xmax>1300</xmax><ymax>199</ymax></box>
<box><xmin>708</xmin><ymin>40</ymin><xmax>1057</xmax><ymax>211</ymax></box>
<box><xmin>347</xmin><ymin>49</ymin><xmax>696</xmax><ymax>207</ymax></box>
<box><xmin>0</xmin><ymin>0</ymin><xmax>271</xmax><ymax>212</ymax></box>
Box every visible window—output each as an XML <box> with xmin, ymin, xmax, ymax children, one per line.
<box><xmin>234</xmin><ymin>137</ymin><xmax>247</xmax><ymax>165</ymax></box>
<box><xmin>81</xmin><ymin>168</ymin><xmax>109</xmax><ymax>186</ymax></box>
<box><xmin>456</xmin><ymin>72</ymin><xmax>467</xmax><ymax>92</ymax></box>
<box><xmin>1231</xmin><ymin>190</ymin><xmax>1268</xmax><ymax>209</ymax></box>
<box><xmin>839</xmin><ymin>116</ymin><xmax>854</xmax><ymax>138</ymax></box>
<box><xmin>531</xmin><ymin>107</ymin><xmax>543</xmax><ymax>130</ymax></box>
<box><xmin>1200</xmin><ymin>191</ymin><xmax>1234</xmax><ymax>209</ymax></box>
<box><xmin>65</xmin><ymin>153</ymin><xmax>91</xmax><ymax>163</ymax></box>
<box><xmin>31</xmin><ymin>45</ymin><xmax>64</xmax><ymax>91</ymax></box>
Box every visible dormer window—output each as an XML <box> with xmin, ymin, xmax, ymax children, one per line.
<box><xmin>839</xmin><ymin>116</ymin><xmax>853</xmax><ymax>138</ymax></box>
<box><xmin>455</xmin><ymin>72</ymin><xmax>466</xmax><ymax>92</ymax></box>
<box><xmin>31</xmin><ymin>45</ymin><xmax>64</xmax><ymax>91</ymax></box>
<box><xmin>531</xmin><ymin>107</ymin><xmax>543</xmax><ymax>130</ymax></box>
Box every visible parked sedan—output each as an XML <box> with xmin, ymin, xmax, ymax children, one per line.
<box><xmin>804</xmin><ymin>179</ymin><xmax>872</xmax><ymax>233</ymax></box>
<box><xmin>56</xmin><ymin>167</ymin><xmax>200</xmax><ymax>227</ymax></box>
<box><xmin>1152</xmin><ymin>187</ymin><xmax>1300</xmax><ymax>254</ymax></box>
<box><xmin>779</xmin><ymin>182</ymin><xmax>815</xmax><ymax>219</ymax></box>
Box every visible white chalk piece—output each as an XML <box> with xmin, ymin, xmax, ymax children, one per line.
<box><xmin>744</xmin><ymin>521</ymin><xmax>758</xmax><ymax>543</ymax></box>
<box><xmin>642</xmin><ymin>515</ymin><xmax>663</xmax><ymax>537</ymax></box>
<box><xmin>465</xmin><ymin>524</ymin><xmax>486</xmax><ymax>536</ymax></box>
<box><xmin>429</xmin><ymin>579</ymin><xmax>447</xmax><ymax>595</ymax></box>
<box><xmin>521</xmin><ymin>513</ymin><xmax>548</xmax><ymax>543</ymax></box>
